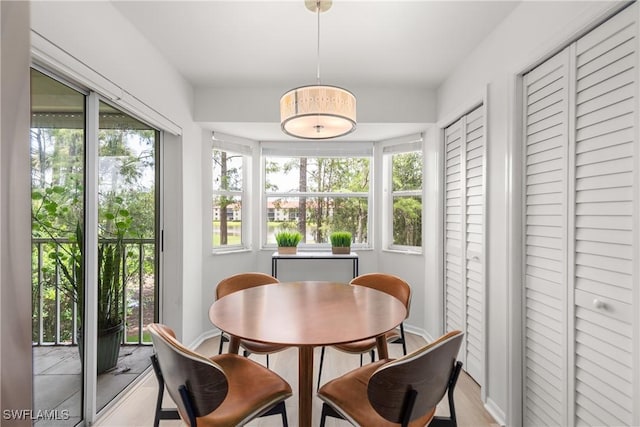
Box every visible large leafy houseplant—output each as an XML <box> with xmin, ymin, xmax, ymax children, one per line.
<box><xmin>32</xmin><ymin>186</ymin><xmax>133</xmax><ymax>372</ymax></box>
<box><xmin>96</xmin><ymin>199</ymin><xmax>131</xmax><ymax>331</ymax></box>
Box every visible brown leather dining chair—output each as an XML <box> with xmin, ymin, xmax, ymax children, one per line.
<box><xmin>148</xmin><ymin>323</ymin><xmax>292</xmax><ymax>427</ymax></box>
<box><xmin>215</xmin><ymin>272</ymin><xmax>288</xmax><ymax>368</ymax></box>
<box><xmin>318</xmin><ymin>330</ymin><xmax>464</xmax><ymax>427</ymax></box>
<box><xmin>317</xmin><ymin>272</ymin><xmax>412</xmax><ymax>390</ymax></box>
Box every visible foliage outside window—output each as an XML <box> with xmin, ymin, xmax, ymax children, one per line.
<box><xmin>264</xmin><ymin>155</ymin><xmax>371</xmax><ymax>246</ymax></box>
<box><xmin>390</xmin><ymin>150</ymin><xmax>423</xmax><ymax>249</ymax></box>
<box><xmin>212</xmin><ymin>148</ymin><xmax>245</xmax><ymax>249</ymax></box>
<box><xmin>31</xmin><ymin>101</ymin><xmax>157</xmax><ymax>344</ymax></box>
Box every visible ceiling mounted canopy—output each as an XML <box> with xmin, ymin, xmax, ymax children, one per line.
<box><xmin>280</xmin><ymin>0</ymin><xmax>357</xmax><ymax>140</ymax></box>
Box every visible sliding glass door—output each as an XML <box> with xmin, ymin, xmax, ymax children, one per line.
<box><xmin>31</xmin><ymin>68</ymin><xmax>160</xmax><ymax>425</ymax></box>
<box><xmin>31</xmin><ymin>68</ymin><xmax>86</xmax><ymax>427</ymax></box>
<box><xmin>95</xmin><ymin>101</ymin><xmax>159</xmax><ymax>411</ymax></box>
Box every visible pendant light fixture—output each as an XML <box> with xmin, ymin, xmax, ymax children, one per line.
<box><xmin>280</xmin><ymin>0</ymin><xmax>357</xmax><ymax>139</ymax></box>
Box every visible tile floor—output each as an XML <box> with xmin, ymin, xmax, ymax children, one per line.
<box><xmin>32</xmin><ymin>344</ymin><xmax>153</xmax><ymax>426</ymax></box>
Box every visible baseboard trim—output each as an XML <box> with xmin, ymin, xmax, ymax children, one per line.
<box><xmin>403</xmin><ymin>324</ymin><xmax>434</xmax><ymax>343</ymax></box>
<box><xmin>485</xmin><ymin>397</ymin><xmax>506</xmax><ymax>427</ymax></box>
<box><xmin>188</xmin><ymin>328</ymin><xmax>221</xmax><ymax>350</ymax></box>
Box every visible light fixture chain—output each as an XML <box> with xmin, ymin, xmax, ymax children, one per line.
<box><xmin>316</xmin><ymin>0</ymin><xmax>321</xmax><ymax>84</ymax></box>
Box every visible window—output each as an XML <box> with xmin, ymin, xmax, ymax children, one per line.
<box><xmin>263</xmin><ymin>143</ymin><xmax>372</xmax><ymax>247</ymax></box>
<box><xmin>384</xmin><ymin>137</ymin><xmax>423</xmax><ymax>250</ymax></box>
<box><xmin>212</xmin><ymin>145</ymin><xmax>247</xmax><ymax>250</ymax></box>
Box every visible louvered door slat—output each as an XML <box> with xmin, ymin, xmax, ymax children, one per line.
<box><xmin>576</xmin><ymin>54</ymin><xmax>635</xmax><ymax>93</ymax></box>
<box><xmin>576</xmin><ymin>69</ymin><xmax>635</xmax><ymax>106</ymax></box>
<box><xmin>577</xmin><ymin>34</ymin><xmax>635</xmax><ymax>79</ymax></box>
<box><xmin>575</xmin><ymin>277</ymin><xmax>631</xmax><ymax>303</ymax></box>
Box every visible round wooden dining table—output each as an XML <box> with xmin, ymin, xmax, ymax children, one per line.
<box><xmin>208</xmin><ymin>280</ymin><xmax>407</xmax><ymax>427</ymax></box>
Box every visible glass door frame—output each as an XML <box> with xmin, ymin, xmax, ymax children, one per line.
<box><xmin>86</xmin><ymin>93</ymin><xmax>162</xmax><ymax>423</ymax></box>
<box><xmin>31</xmin><ymin>65</ymin><xmax>163</xmax><ymax>425</ymax></box>
<box><xmin>83</xmin><ymin>91</ymin><xmax>99</xmax><ymax>422</ymax></box>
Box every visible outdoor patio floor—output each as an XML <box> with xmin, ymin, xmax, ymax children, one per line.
<box><xmin>33</xmin><ymin>344</ymin><xmax>153</xmax><ymax>426</ymax></box>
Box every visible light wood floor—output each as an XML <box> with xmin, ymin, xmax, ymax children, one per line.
<box><xmin>96</xmin><ymin>333</ymin><xmax>498</xmax><ymax>426</ymax></box>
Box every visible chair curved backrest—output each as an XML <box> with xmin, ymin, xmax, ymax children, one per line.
<box><xmin>216</xmin><ymin>272</ymin><xmax>279</xmax><ymax>299</ymax></box>
<box><xmin>367</xmin><ymin>330</ymin><xmax>464</xmax><ymax>424</ymax></box>
<box><xmin>349</xmin><ymin>273</ymin><xmax>412</xmax><ymax>316</ymax></box>
<box><xmin>148</xmin><ymin>323</ymin><xmax>229</xmax><ymax>422</ymax></box>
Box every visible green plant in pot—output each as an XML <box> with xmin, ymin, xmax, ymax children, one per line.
<box><xmin>330</xmin><ymin>231</ymin><xmax>352</xmax><ymax>254</ymax></box>
<box><xmin>92</xmin><ymin>197</ymin><xmax>132</xmax><ymax>373</ymax></box>
<box><xmin>33</xmin><ymin>187</ymin><xmax>132</xmax><ymax>373</ymax></box>
<box><xmin>275</xmin><ymin>230</ymin><xmax>302</xmax><ymax>255</ymax></box>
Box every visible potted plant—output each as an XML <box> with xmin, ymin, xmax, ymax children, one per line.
<box><xmin>32</xmin><ymin>188</ymin><xmax>132</xmax><ymax>373</ymax></box>
<box><xmin>275</xmin><ymin>230</ymin><xmax>302</xmax><ymax>255</ymax></box>
<box><xmin>330</xmin><ymin>231</ymin><xmax>352</xmax><ymax>254</ymax></box>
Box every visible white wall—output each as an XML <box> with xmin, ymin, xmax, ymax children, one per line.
<box><xmin>0</xmin><ymin>2</ymin><xmax>32</xmax><ymax>424</ymax></box>
<box><xmin>195</xmin><ymin>85</ymin><xmax>437</xmax><ymax>124</ymax></box>
<box><xmin>30</xmin><ymin>0</ymin><xmax>204</xmax><ymax>344</ymax></box>
<box><xmin>436</xmin><ymin>1</ymin><xmax>627</xmax><ymax>425</ymax></box>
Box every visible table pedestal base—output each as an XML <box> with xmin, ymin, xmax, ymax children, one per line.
<box><xmin>298</xmin><ymin>346</ymin><xmax>313</xmax><ymax>427</ymax></box>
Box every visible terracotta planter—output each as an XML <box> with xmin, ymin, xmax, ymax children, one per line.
<box><xmin>332</xmin><ymin>246</ymin><xmax>351</xmax><ymax>255</ymax></box>
<box><xmin>278</xmin><ymin>246</ymin><xmax>298</xmax><ymax>255</ymax></box>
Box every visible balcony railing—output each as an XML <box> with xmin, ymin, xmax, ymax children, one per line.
<box><xmin>32</xmin><ymin>237</ymin><xmax>156</xmax><ymax>346</ymax></box>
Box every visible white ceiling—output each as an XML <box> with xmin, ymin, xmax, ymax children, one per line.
<box><xmin>111</xmin><ymin>0</ymin><xmax>520</xmax><ymax>140</ymax></box>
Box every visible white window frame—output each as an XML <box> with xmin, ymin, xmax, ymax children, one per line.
<box><xmin>382</xmin><ymin>134</ymin><xmax>424</xmax><ymax>253</ymax></box>
<box><xmin>261</xmin><ymin>141</ymin><xmax>374</xmax><ymax>250</ymax></box>
<box><xmin>211</xmin><ymin>137</ymin><xmax>252</xmax><ymax>253</ymax></box>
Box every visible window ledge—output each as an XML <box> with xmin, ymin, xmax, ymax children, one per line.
<box><xmin>211</xmin><ymin>248</ymin><xmax>252</xmax><ymax>256</ymax></box>
<box><xmin>382</xmin><ymin>248</ymin><xmax>423</xmax><ymax>256</ymax></box>
<box><xmin>260</xmin><ymin>246</ymin><xmax>373</xmax><ymax>252</ymax></box>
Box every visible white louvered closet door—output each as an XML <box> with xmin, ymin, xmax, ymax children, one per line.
<box><xmin>523</xmin><ymin>47</ymin><xmax>570</xmax><ymax>427</ymax></box>
<box><xmin>523</xmin><ymin>4</ymin><xmax>638</xmax><ymax>426</ymax></box>
<box><xmin>573</xmin><ymin>7</ymin><xmax>637</xmax><ymax>426</ymax></box>
<box><xmin>444</xmin><ymin>105</ymin><xmax>485</xmax><ymax>385</ymax></box>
